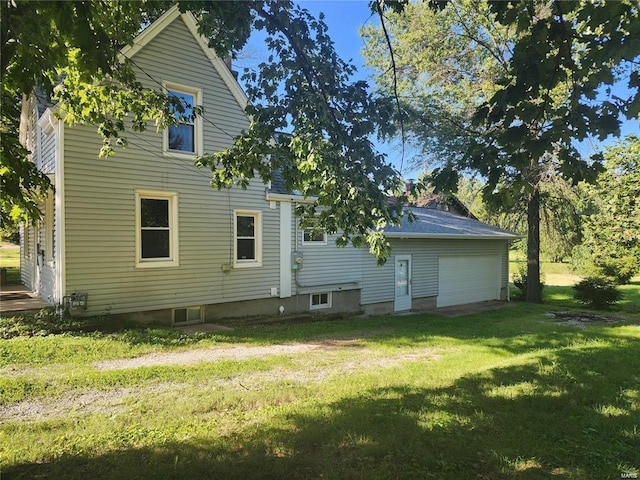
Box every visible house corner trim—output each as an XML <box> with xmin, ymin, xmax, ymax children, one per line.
<box><xmin>279</xmin><ymin>201</ymin><xmax>292</xmax><ymax>298</ymax></box>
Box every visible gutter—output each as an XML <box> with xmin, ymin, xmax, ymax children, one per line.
<box><xmin>266</xmin><ymin>192</ymin><xmax>317</xmax><ymax>204</ymax></box>
<box><xmin>384</xmin><ymin>233</ymin><xmax>523</xmax><ymax>240</ymax></box>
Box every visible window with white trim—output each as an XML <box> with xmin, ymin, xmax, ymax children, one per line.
<box><xmin>310</xmin><ymin>292</ymin><xmax>332</xmax><ymax>310</ymax></box>
<box><xmin>234</xmin><ymin>210</ymin><xmax>262</xmax><ymax>267</ymax></box>
<box><xmin>163</xmin><ymin>83</ymin><xmax>202</xmax><ymax>156</ymax></box>
<box><xmin>303</xmin><ymin>227</ymin><xmax>327</xmax><ymax>245</ymax></box>
<box><xmin>135</xmin><ymin>191</ymin><xmax>179</xmax><ymax>268</ymax></box>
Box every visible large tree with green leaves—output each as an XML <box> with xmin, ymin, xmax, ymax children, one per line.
<box><xmin>363</xmin><ymin>0</ymin><xmax>640</xmax><ymax>301</ymax></box>
<box><xmin>1</xmin><ymin>0</ymin><xmax>405</xmax><ymax>261</ymax></box>
<box><xmin>578</xmin><ymin>135</ymin><xmax>640</xmax><ymax>284</ymax></box>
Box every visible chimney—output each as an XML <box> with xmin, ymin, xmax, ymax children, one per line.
<box><xmin>405</xmin><ymin>179</ymin><xmax>414</xmax><ymax>195</ymax></box>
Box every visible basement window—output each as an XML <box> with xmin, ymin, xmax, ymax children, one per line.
<box><xmin>310</xmin><ymin>292</ymin><xmax>332</xmax><ymax>310</ymax></box>
<box><xmin>173</xmin><ymin>306</ymin><xmax>202</xmax><ymax>325</ymax></box>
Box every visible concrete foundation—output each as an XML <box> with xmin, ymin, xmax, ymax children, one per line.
<box><xmin>115</xmin><ymin>290</ymin><xmax>363</xmax><ymax>326</ymax></box>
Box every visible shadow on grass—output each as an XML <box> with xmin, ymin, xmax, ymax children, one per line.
<box><xmin>7</xmin><ymin>330</ymin><xmax>640</xmax><ymax>480</ymax></box>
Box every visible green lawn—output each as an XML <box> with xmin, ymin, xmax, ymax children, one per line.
<box><xmin>1</xmin><ymin>298</ymin><xmax>639</xmax><ymax>479</ymax></box>
<box><xmin>0</xmin><ymin>243</ymin><xmax>21</xmax><ymax>284</ymax></box>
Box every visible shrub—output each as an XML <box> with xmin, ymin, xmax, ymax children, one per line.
<box><xmin>512</xmin><ymin>264</ymin><xmax>544</xmax><ymax>299</ymax></box>
<box><xmin>573</xmin><ymin>276</ymin><xmax>622</xmax><ymax>310</ymax></box>
<box><xmin>596</xmin><ymin>256</ymin><xmax>638</xmax><ymax>285</ymax></box>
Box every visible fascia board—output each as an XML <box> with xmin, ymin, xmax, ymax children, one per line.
<box><xmin>118</xmin><ymin>6</ymin><xmax>248</xmax><ymax>110</ymax></box>
<box><xmin>266</xmin><ymin>192</ymin><xmax>318</xmax><ymax>204</ymax></box>
<box><xmin>384</xmin><ymin>232</ymin><xmax>522</xmax><ymax>240</ymax></box>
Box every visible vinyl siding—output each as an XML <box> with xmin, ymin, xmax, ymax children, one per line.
<box><xmin>39</xmin><ymin>127</ymin><xmax>56</xmax><ymax>173</ymax></box>
<box><xmin>19</xmin><ymin>94</ymin><xmax>58</xmax><ymax>294</ymax></box>
<box><xmin>19</xmin><ymin>95</ymin><xmax>39</xmax><ymax>290</ymax></box>
<box><xmin>289</xmin><ymin>212</ymin><xmax>364</xmax><ymax>295</ymax></box>
<box><xmin>20</xmin><ymin>224</ymin><xmax>35</xmax><ymax>289</ymax></box>
<box><xmin>361</xmin><ymin>238</ymin><xmax>510</xmax><ymax>305</ymax></box>
<box><xmin>61</xmin><ymin>16</ymin><xmax>280</xmax><ymax>315</ymax></box>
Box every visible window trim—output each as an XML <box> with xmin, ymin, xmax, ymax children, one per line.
<box><xmin>162</xmin><ymin>81</ymin><xmax>203</xmax><ymax>157</ymax></box>
<box><xmin>302</xmin><ymin>226</ymin><xmax>327</xmax><ymax>245</ymax></box>
<box><xmin>310</xmin><ymin>292</ymin><xmax>332</xmax><ymax>310</ymax></box>
<box><xmin>233</xmin><ymin>210</ymin><xmax>262</xmax><ymax>268</ymax></box>
<box><xmin>135</xmin><ymin>190</ymin><xmax>179</xmax><ymax>268</ymax></box>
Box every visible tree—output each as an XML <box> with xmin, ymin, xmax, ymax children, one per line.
<box><xmin>363</xmin><ymin>0</ymin><xmax>640</xmax><ymax>301</ymax></box>
<box><xmin>578</xmin><ymin>135</ymin><xmax>640</xmax><ymax>284</ymax></box>
<box><xmin>454</xmin><ymin>174</ymin><xmax>582</xmax><ymax>263</ymax></box>
<box><xmin>1</xmin><ymin>1</ymin><xmax>405</xmax><ymax>262</ymax></box>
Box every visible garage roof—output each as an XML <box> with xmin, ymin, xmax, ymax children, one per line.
<box><xmin>384</xmin><ymin>207</ymin><xmax>521</xmax><ymax>240</ymax></box>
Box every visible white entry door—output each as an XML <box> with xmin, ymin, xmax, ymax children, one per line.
<box><xmin>394</xmin><ymin>255</ymin><xmax>412</xmax><ymax>312</ymax></box>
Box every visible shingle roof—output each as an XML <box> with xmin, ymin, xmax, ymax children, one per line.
<box><xmin>384</xmin><ymin>206</ymin><xmax>520</xmax><ymax>239</ymax></box>
<box><xmin>271</xmin><ymin>171</ymin><xmax>519</xmax><ymax>239</ymax></box>
<box><xmin>269</xmin><ymin>168</ymin><xmax>288</xmax><ymax>195</ymax></box>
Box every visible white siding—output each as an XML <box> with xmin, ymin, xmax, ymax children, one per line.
<box><xmin>61</xmin><ymin>16</ymin><xmax>281</xmax><ymax>315</ymax></box>
<box><xmin>20</xmin><ymin>223</ymin><xmax>35</xmax><ymax>289</ymax></box>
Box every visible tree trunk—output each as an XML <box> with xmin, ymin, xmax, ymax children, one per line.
<box><xmin>526</xmin><ymin>188</ymin><xmax>543</xmax><ymax>303</ymax></box>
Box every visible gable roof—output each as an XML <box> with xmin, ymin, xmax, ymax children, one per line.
<box><xmin>384</xmin><ymin>206</ymin><xmax>520</xmax><ymax>240</ymax></box>
<box><xmin>119</xmin><ymin>5</ymin><xmax>247</xmax><ymax>109</ymax></box>
<box><xmin>269</xmin><ymin>170</ymin><xmax>518</xmax><ymax>239</ymax></box>
<box><xmin>415</xmin><ymin>193</ymin><xmax>478</xmax><ymax>220</ymax></box>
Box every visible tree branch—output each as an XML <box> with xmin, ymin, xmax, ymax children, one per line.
<box><xmin>374</xmin><ymin>0</ymin><xmax>406</xmax><ymax>173</ymax></box>
<box><xmin>252</xmin><ymin>4</ymin><xmax>343</xmax><ymax>132</ymax></box>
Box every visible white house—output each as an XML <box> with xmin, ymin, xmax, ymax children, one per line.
<box><xmin>19</xmin><ymin>6</ymin><xmax>519</xmax><ymax>324</ymax></box>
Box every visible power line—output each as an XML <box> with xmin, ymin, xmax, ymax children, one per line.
<box><xmin>123</xmin><ymin>54</ymin><xmax>240</xmax><ymax>141</ymax></box>
<box><xmin>121</xmin><ymin>130</ymin><xmax>215</xmax><ymax>181</ymax></box>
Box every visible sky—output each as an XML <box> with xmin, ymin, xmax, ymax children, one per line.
<box><xmin>235</xmin><ymin>1</ymin><xmax>424</xmax><ymax>177</ymax></box>
<box><xmin>237</xmin><ymin>0</ymin><xmax>639</xmax><ymax>181</ymax></box>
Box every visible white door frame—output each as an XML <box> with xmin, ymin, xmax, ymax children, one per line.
<box><xmin>394</xmin><ymin>254</ymin><xmax>412</xmax><ymax>312</ymax></box>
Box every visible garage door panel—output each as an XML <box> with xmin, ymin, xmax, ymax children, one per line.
<box><xmin>437</xmin><ymin>255</ymin><xmax>500</xmax><ymax>307</ymax></box>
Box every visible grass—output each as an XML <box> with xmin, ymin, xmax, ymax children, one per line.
<box><xmin>1</xmin><ymin>248</ymin><xmax>638</xmax><ymax>478</ymax></box>
<box><xmin>0</xmin><ymin>243</ymin><xmax>20</xmax><ymax>284</ymax></box>
<box><xmin>509</xmin><ymin>249</ymin><xmax>639</xmax><ymax>313</ymax></box>
<box><xmin>1</xmin><ymin>297</ymin><xmax>639</xmax><ymax>479</ymax></box>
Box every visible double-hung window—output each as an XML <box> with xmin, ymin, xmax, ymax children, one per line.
<box><xmin>234</xmin><ymin>210</ymin><xmax>262</xmax><ymax>268</ymax></box>
<box><xmin>164</xmin><ymin>82</ymin><xmax>202</xmax><ymax>156</ymax></box>
<box><xmin>135</xmin><ymin>191</ymin><xmax>179</xmax><ymax>268</ymax></box>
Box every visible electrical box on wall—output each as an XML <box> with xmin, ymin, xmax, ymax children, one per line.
<box><xmin>292</xmin><ymin>252</ymin><xmax>304</xmax><ymax>270</ymax></box>
<box><xmin>64</xmin><ymin>292</ymin><xmax>88</xmax><ymax>317</ymax></box>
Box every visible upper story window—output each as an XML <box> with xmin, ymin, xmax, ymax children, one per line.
<box><xmin>234</xmin><ymin>210</ymin><xmax>262</xmax><ymax>268</ymax></box>
<box><xmin>163</xmin><ymin>82</ymin><xmax>202</xmax><ymax>156</ymax></box>
<box><xmin>135</xmin><ymin>190</ymin><xmax>179</xmax><ymax>268</ymax></box>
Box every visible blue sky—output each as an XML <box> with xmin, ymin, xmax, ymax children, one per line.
<box><xmin>237</xmin><ymin>1</ymin><xmax>422</xmax><ymax>177</ymax></box>
<box><xmin>237</xmin><ymin>1</ymin><xmax>638</xmax><ymax>180</ymax></box>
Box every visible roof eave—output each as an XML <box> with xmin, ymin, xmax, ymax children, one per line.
<box><xmin>384</xmin><ymin>233</ymin><xmax>522</xmax><ymax>240</ymax></box>
<box><xmin>265</xmin><ymin>192</ymin><xmax>318</xmax><ymax>204</ymax></box>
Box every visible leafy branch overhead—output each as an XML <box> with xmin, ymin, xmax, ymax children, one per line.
<box><xmin>2</xmin><ymin>0</ymin><xmax>406</xmax><ymax>262</ymax></box>
<box><xmin>363</xmin><ymin>0</ymin><xmax>640</xmax><ymax>301</ymax></box>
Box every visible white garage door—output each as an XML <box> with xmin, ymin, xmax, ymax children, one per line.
<box><xmin>437</xmin><ymin>255</ymin><xmax>500</xmax><ymax>308</ymax></box>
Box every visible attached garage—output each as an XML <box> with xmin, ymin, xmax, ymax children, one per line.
<box><xmin>360</xmin><ymin>206</ymin><xmax>521</xmax><ymax>314</ymax></box>
<box><xmin>437</xmin><ymin>255</ymin><xmax>501</xmax><ymax>307</ymax></box>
